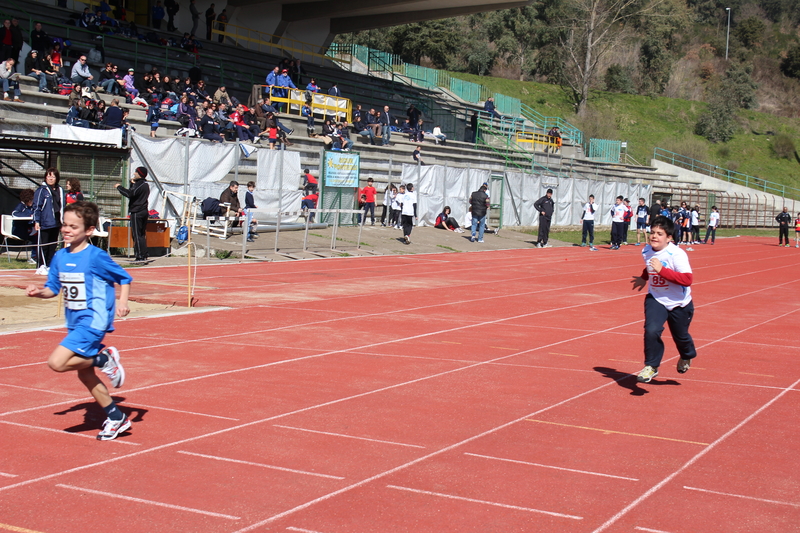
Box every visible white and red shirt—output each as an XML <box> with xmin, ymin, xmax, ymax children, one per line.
<box><xmin>611</xmin><ymin>203</ymin><xmax>626</xmax><ymax>223</ymax></box>
<box><xmin>642</xmin><ymin>242</ymin><xmax>693</xmax><ymax>310</ymax></box>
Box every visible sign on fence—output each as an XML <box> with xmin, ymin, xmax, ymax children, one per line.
<box><xmin>324</xmin><ymin>151</ymin><xmax>360</xmax><ymax>188</ymax></box>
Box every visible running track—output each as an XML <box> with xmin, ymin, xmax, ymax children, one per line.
<box><xmin>0</xmin><ymin>236</ymin><xmax>798</xmax><ymax>532</ymax></box>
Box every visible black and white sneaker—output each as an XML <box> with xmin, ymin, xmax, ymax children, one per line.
<box><xmin>97</xmin><ymin>416</ymin><xmax>131</xmax><ymax>441</ymax></box>
<box><xmin>677</xmin><ymin>358</ymin><xmax>691</xmax><ymax>374</ymax></box>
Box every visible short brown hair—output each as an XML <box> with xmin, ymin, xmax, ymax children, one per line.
<box><xmin>247</xmin><ymin>181</ymin><xmax>255</xmax><ymax>188</ymax></box>
<box><xmin>64</xmin><ymin>200</ymin><xmax>99</xmax><ymax>229</ymax></box>
<box><xmin>19</xmin><ymin>188</ymin><xmax>34</xmax><ymax>204</ymax></box>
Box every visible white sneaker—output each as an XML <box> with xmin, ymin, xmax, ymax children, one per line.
<box><xmin>35</xmin><ymin>266</ymin><xmax>49</xmax><ymax>275</ymax></box>
<box><xmin>99</xmin><ymin>347</ymin><xmax>125</xmax><ymax>388</ymax></box>
<box><xmin>97</xmin><ymin>416</ymin><xmax>131</xmax><ymax>441</ymax></box>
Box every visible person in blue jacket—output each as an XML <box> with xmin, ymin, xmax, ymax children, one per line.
<box><xmin>32</xmin><ymin>167</ymin><xmax>66</xmax><ymax>274</ymax></box>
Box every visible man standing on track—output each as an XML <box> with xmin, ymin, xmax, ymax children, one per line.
<box><xmin>533</xmin><ymin>188</ymin><xmax>554</xmax><ymax>248</ymax></box>
<box><xmin>776</xmin><ymin>206</ymin><xmax>792</xmax><ymax>247</ymax></box>
<box><xmin>469</xmin><ymin>183</ymin><xmax>490</xmax><ymax>243</ymax></box>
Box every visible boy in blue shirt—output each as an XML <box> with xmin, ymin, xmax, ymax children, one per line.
<box><xmin>26</xmin><ymin>201</ymin><xmax>134</xmax><ymax>441</ymax></box>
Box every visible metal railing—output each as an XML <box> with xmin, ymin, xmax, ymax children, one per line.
<box><xmin>520</xmin><ymin>102</ymin><xmax>583</xmax><ymax>146</ymax></box>
<box><xmin>261</xmin><ymin>85</ymin><xmax>352</xmax><ymax>123</ymax></box>
<box><xmin>653</xmin><ymin>148</ymin><xmax>800</xmax><ymax>200</ymax></box>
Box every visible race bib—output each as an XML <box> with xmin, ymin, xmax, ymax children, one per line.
<box><xmin>61</xmin><ymin>272</ymin><xmax>87</xmax><ymax>310</ymax></box>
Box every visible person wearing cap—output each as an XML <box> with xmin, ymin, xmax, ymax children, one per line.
<box><xmin>533</xmin><ymin>188</ymin><xmax>555</xmax><ymax>248</ymax></box>
<box><xmin>273</xmin><ymin>68</ymin><xmax>297</xmax><ymax>112</ymax></box>
<box><xmin>123</xmin><ymin>68</ymin><xmax>139</xmax><ymax>98</ymax></box>
<box><xmin>115</xmin><ymin>167</ymin><xmax>151</xmax><ymax>262</ymax></box>
<box><xmin>25</xmin><ymin>49</ymin><xmax>48</xmax><ymax>92</ymax></box>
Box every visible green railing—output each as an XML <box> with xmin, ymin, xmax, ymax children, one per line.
<box><xmin>449</xmin><ymin>77</ymin><xmax>482</xmax><ymax>103</ymax></box>
<box><xmin>520</xmin><ymin>103</ymin><xmax>583</xmax><ymax>146</ymax></box>
<box><xmin>653</xmin><ymin>148</ymin><xmax>800</xmax><ymax>200</ymax></box>
<box><xmin>588</xmin><ymin>139</ymin><xmax>622</xmax><ymax>163</ymax></box>
<box><xmin>494</xmin><ymin>93</ymin><xmax>520</xmax><ymax>117</ymax></box>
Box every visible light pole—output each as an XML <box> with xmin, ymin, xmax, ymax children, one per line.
<box><xmin>725</xmin><ymin>7</ymin><xmax>731</xmax><ymax>60</ymax></box>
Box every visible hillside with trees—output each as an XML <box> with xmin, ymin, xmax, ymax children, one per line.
<box><xmin>335</xmin><ymin>0</ymin><xmax>800</xmax><ymax>190</ymax></box>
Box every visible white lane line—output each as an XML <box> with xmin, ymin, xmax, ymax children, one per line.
<box><xmin>130</xmin><ymin>402</ymin><xmax>239</xmax><ymax>421</ymax></box>
<box><xmin>286</xmin><ymin>528</ymin><xmax>327</xmax><ymax>533</ymax></box>
<box><xmin>464</xmin><ymin>452</ymin><xmax>638</xmax><ymax>481</ymax></box>
<box><xmin>591</xmin><ymin>373</ymin><xmax>800</xmax><ymax>533</ymax></box>
<box><xmin>385</xmin><ymin>484</ymin><xmax>583</xmax><ymax>520</ymax></box>
<box><xmin>634</xmin><ymin>527</ymin><xmax>673</xmax><ymax>533</ymax></box>
<box><xmin>56</xmin><ymin>484</ymin><xmax>240</xmax><ymax>520</ymax></box>
<box><xmin>0</xmin><ymin>382</ymin><xmax>82</xmax><ymax>396</ymax></box>
<box><xmin>0</xmin><ymin>420</ymin><xmax>140</xmax><ymax>446</ymax></box>
<box><xmin>177</xmin><ymin>451</ymin><xmax>344</xmax><ymax>480</ymax></box>
<box><xmin>273</xmin><ymin>425</ymin><xmax>425</xmax><ymax>449</ymax></box>
<box><xmin>0</xmin><ymin>472</ymin><xmax>18</xmax><ymax>478</ymax></box>
<box><xmin>683</xmin><ymin>486</ymin><xmax>800</xmax><ymax>508</ymax></box>
<box><xmin>0</xmin><ymin>362</ymin><xmax>46</xmax><ymax>371</ymax></box>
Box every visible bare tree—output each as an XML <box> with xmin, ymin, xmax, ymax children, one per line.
<box><xmin>554</xmin><ymin>0</ymin><xmax>666</xmax><ymax>115</ymax></box>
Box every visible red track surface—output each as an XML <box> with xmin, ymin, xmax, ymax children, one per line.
<box><xmin>1</xmin><ymin>237</ymin><xmax>798</xmax><ymax>533</ymax></box>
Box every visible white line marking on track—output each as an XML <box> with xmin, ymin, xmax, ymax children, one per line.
<box><xmin>634</xmin><ymin>527</ymin><xmax>673</xmax><ymax>533</ymax></box>
<box><xmin>0</xmin><ymin>472</ymin><xmax>17</xmax><ymax>478</ymax></box>
<box><xmin>286</xmin><ymin>528</ymin><xmax>327</xmax><ymax>533</ymax></box>
<box><xmin>0</xmin><ymin>362</ymin><xmax>46</xmax><ymax>371</ymax></box>
<box><xmin>385</xmin><ymin>484</ymin><xmax>583</xmax><ymax>520</ymax></box>
<box><xmin>130</xmin><ymin>402</ymin><xmax>239</xmax><ymax>421</ymax></box>
<box><xmin>683</xmin><ymin>486</ymin><xmax>800</xmax><ymax>508</ymax></box>
<box><xmin>56</xmin><ymin>484</ymin><xmax>240</xmax><ymax>520</ymax></box>
<box><xmin>177</xmin><ymin>451</ymin><xmax>344</xmax><ymax>480</ymax></box>
<box><xmin>273</xmin><ymin>425</ymin><xmax>425</xmax><ymax>449</ymax></box>
<box><xmin>591</xmin><ymin>325</ymin><xmax>800</xmax><ymax>533</ymax></box>
<box><xmin>0</xmin><ymin>420</ymin><xmax>140</xmax><ymax>445</ymax></box>
<box><xmin>0</xmin><ymin>382</ymin><xmax>82</xmax><ymax>396</ymax></box>
<box><xmin>464</xmin><ymin>452</ymin><xmax>638</xmax><ymax>481</ymax></box>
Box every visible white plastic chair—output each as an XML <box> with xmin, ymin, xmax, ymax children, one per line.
<box><xmin>1</xmin><ymin>215</ymin><xmax>30</xmax><ymax>262</ymax></box>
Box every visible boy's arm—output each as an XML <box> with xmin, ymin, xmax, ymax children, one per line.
<box><xmin>117</xmin><ymin>283</ymin><xmax>131</xmax><ymax>317</ymax></box>
<box><xmin>26</xmin><ymin>285</ymin><xmax>57</xmax><ymax>298</ymax></box>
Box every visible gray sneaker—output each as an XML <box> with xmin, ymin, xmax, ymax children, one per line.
<box><xmin>637</xmin><ymin>365</ymin><xmax>658</xmax><ymax>383</ymax></box>
<box><xmin>677</xmin><ymin>358</ymin><xmax>692</xmax><ymax>374</ymax></box>
<box><xmin>99</xmin><ymin>347</ymin><xmax>125</xmax><ymax>388</ymax></box>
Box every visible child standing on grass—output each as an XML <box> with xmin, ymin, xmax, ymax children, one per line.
<box><xmin>26</xmin><ymin>201</ymin><xmax>134</xmax><ymax>441</ymax></box>
<box><xmin>631</xmin><ymin>215</ymin><xmax>697</xmax><ymax>383</ymax></box>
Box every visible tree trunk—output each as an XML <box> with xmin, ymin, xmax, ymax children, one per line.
<box><xmin>579</xmin><ymin>0</ymin><xmax>597</xmax><ymax>116</ymax></box>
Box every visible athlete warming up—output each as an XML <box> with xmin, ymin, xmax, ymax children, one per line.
<box><xmin>27</xmin><ymin>201</ymin><xmax>134</xmax><ymax>440</ymax></box>
<box><xmin>631</xmin><ymin>215</ymin><xmax>697</xmax><ymax>383</ymax></box>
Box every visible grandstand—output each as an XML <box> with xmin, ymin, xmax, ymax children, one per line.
<box><xmin>1</xmin><ymin>0</ymin><xmax>794</xmax><ymax>239</ymax></box>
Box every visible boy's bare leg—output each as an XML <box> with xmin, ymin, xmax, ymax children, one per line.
<box><xmin>48</xmin><ymin>346</ymin><xmax>113</xmax><ymax>408</ymax></box>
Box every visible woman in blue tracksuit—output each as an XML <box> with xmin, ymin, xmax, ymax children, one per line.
<box><xmin>32</xmin><ymin>167</ymin><xmax>66</xmax><ymax>273</ymax></box>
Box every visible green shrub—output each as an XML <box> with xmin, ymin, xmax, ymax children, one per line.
<box><xmin>772</xmin><ymin>133</ymin><xmax>796</xmax><ymax>159</ymax></box>
<box><xmin>604</xmin><ymin>64</ymin><xmax>636</xmax><ymax>94</ymax></box>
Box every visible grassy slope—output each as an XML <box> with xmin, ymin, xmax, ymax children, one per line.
<box><xmin>449</xmin><ymin>72</ymin><xmax>800</xmax><ymax>192</ymax></box>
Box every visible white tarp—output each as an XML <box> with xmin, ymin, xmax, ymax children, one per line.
<box><xmin>255</xmin><ymin>150</ymin><xmax>303</xmax><ymax>219</ymax></box>
<box><xmin>401</xmin><ymin>164</ymin><xmax>491</xmax><ymax>226</ymax></box>
<box><xmin>51</xmin><ymin>124</ymin><xmax>123</xmax><ymax>147</ymax></box>
<box><xmin>502</xmin><ymin>171</ymin><xmax>652</xmax><ymax>227</ymax></box>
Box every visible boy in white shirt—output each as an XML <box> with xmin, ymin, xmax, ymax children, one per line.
<box><xmin>704</xmin><ymin>206</ymin><xmax>719</xmax><ymax>244</ymax></box>
<box><xmin>631</xmin><ymin>215</ymin><xmax>697</xmax><ymax>383</ymax></box>
<box><xmin>580</xmin><ymin>194</ymin><xmax>598</xmax><ymax>251</ymax></box>
<box><xmin>610</xmin><ymin>195</ymin><xmax>626</xmax><ymax>250</ymax></box>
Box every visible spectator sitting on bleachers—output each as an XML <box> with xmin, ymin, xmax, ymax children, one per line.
<box><xmin>432</xmin><ymin>125</ymin><xmax>446</xmax><ymax>145</ymax></box>
<box><xmin>261</xmin><ymin>97</ymin><xmax>293</xmax><ymax>136</ymax></box>
<box><xmin>366</xmin><ymin>108</ymin><xmax>381</xmax><ymax>137</ymax></box>
<box><xmin>199</xmin><ymin>107</ymin><xmax>223</xmax><ymax>142</ymax></box>
<box><xmin>213</xmin><ymin>84</ymin><xmax>230</xmax><ymax>105</ymax></box>
<box><xmin>25</xmin><ymin>50</ymin><xmax>49</xmax><ymax>92</ymax></box>
<box><xmin>79</xmin><ymin>99</ymin><xmax>97</xmax><ymax>124</ymax></box>
<box><xmin>306</xmin><ymin>78</ymin><xmax>319</xmax><ymax>93</ymax></box>
<box><xmin>49</xmin><ymin>42</ymin><xmax>62</xmax><ymax>68</ymax></box>
<box><xmin>30</xmin><ymin>22</ymin><xmax>50</xmax><ymax>56</ymax></box>
<box><xmin>101</xmin><ymin>98</ymin><xmax>124</xmax><ymax>128</ymax></box>
<box><xmin>66</xmin><ymin>100</ymin><xmax>90</xmax><ymax>127</ymax></box>
<box><xmin>70</xmin><ymin>54</ymin><xmax>95</xmax><ymax>91</ymax></box>
<box><xmin>79</xmin><ymin>8</ymin><xmax>99</xmax><ymax>31</ymax></box>
<box><xmin>123</xmin><ymin>68</ymin><xmax>139</xmax><ymax>98</ymax></box>
<box><xmin>484</xmin><ymin>97</ymin><xmax>501</xmax><ymax>120</ymax></box>
<box><xmin>162</xmin><ymin>75</ymin><xmax>178</xmax><ymax>100</ymax></box>
<box><xmin>352</xmin><ymin>111</ymin><xmax>375</xmax><ymax>145</ymax></box>
<box><xmin>11</xmin><ymin>188</ymin><xmax>37</xmax><ymax>264</ymax></box>
<box><xmin>412</xmin><ymin>145</ymin><xmax>424</xmax><ymax>164</ymax></box>
<box><xmin>181</xmin><ymin>76</ymin><xmax>198</xmax><ymax>102</ymax></box>
<box><xmin>94</xmin><ymin>99</ymin><xmax>106</xmax><ymax>123</ymax></box>
<box><xmin>334</xmin><ymin>122</ymin><xmax>352</xmax><ymax>151</ymax></box>
<box><xmin>215</xmin><ymin>102</ymin><xmax>236</xmax><ymax>140</ymax></box>
<box><xmin>177</xmin><ymin>96</ymin><xmax>198</xmax><ymax>129</ymax></box>
<box><xmin>230</xmin><ymin>104</ymin><xmax>258</xmax><ymax>143</ymax></box>
<box><xmin>196</xmin><ymin>79</ymin><xmax>213</xmax><ymax>104</ymax></box>
<box><xmin>98</xmin><ymin>63</ymin><xmax>120</xmax><ymax>95</ymax></box>
<box><xmin>1</xmin><ymin>58</ymin><xmax>23</xmax><ymax>102</ymax></box>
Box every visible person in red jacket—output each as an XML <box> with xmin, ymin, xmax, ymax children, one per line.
<box><xmin>360</xmin><ymin>177</ymin><xmax>377</xmax><ymax>226</ymax></box>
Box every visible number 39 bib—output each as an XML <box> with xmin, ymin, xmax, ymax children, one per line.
<box><xmin>61</xmin><ymin>272</ymin><xmax>87</xmax><ymax>310</ymax></box>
